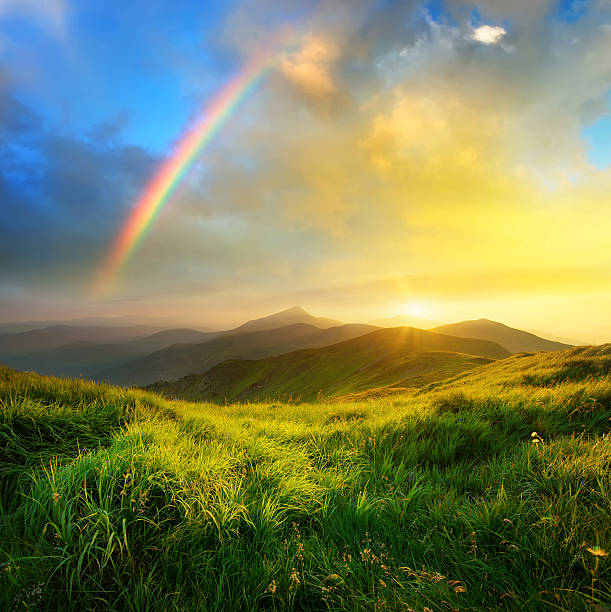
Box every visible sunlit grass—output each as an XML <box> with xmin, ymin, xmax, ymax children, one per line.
<box><xmin>0</xmin><ymin>347</ymin><xmax>609</xmax><ymax>610</ymax></box>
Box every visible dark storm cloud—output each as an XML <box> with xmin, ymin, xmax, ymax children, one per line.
<box><xmin>0</xmin><ymin>81</ymin><xmax>159</xmax><ymax>292</ymax></box>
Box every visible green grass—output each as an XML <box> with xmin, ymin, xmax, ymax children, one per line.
<box><xmin>148</xmin><ymin>351</ymin><xmax>496</xmax><ymax>404</ymax></box>
<box><xmin>146</xmin><ymin>326</ymin><xmax>510</xmax><ymax>403</ymax></box>
<box><xmin>0</xmin><ymin>346</ymin><xmax>610</xmax><ymax>611</ymax></box>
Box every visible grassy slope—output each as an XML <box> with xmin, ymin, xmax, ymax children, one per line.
<box><xmin>149</xmin><ymin>351</ymin><xmax>495</xmax><ymax>404</ymax></box>
<box><xmin>433</xmin><ymin>319</ymin><xmax>572</xmax><ymax>353</ymax></box>
<box><xmin>95</xmin><ymin>323</ymin><xmax>377</xmax><ymax>387</ymax></box>
<box><xmin>0</xmin><ymin>346</ymin><xmax>610</xmax><ymax>611</ymax></box>
<box><xmin>146</xmin><ymin>326</ymin><xmax>509</xmax><ymax>403</ymax></box>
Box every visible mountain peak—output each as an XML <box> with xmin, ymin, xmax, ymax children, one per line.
<box><xmin>280</xmin><ymin>306</ymin><xmax>308</xmax><ymax>315</ymax></box>
<box><xmin>233</xmin><ymin>307</ymin><xmax>342</xmax><ymax>334</ymax></box>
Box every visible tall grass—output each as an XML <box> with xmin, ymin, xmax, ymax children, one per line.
<box><xmin>0</xmin><ymin>348</ymin><xmax>609</xmax><ymax>610</ymax></box>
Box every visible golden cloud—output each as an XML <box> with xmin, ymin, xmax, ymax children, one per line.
<box><xmin>280</xmin><ymin>34</ymin><xmax>338</xmax><ymax>100</ymax></box>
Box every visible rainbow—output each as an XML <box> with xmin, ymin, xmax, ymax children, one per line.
<box><xmin>94</xmin><ymin>49</ymin><xmax>281</xmax><ymax>294</ymax></box>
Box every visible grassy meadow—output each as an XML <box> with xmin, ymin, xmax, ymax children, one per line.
<box><xmin>0</xmin><ymin>345</ymin><xmax>610</xmax><ymax>610</ymax></box>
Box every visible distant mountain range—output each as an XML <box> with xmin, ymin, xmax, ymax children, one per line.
<box><xmin>95</xmin><ymin>322</ymin><xmax>377</xmax><ymax>386</ymax></box>
<box><xmin>0</xmin><ymin>307</ymin><xmax>346</xmax><ymax>380</ymax></box>
<box><xmin>0</xmin><ymin>315</ymin><xmax>215</xmax><ymax>334</ymax></box>
<box><xmin>0</xmin><ymin>307</ymin><xmax>583</xmax><ymax>392</ymax></box>
<box><xmin>146</xmin><ymin>326</ymin><xmax>509</xmax><ymax>403</ymax></box>
<box><xmin>0</xmin><ymin>324</ymin><xmax>161</xmax><ymax>358</ymax></box>
<box><xmin>4</xmin><ymin>328</ymin><xmax>219</xmax><ymax>379</ymax></box>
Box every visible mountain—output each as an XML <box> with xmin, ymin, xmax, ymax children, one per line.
<box><xmin>95</xmin><ymin>322</ymin><xmax>377</xmax><ymax>386</ymax></box>
<box><xmin>0</xmin><ymin>308</ymin><xmax>343</xmax><ymax>380</ymax></box>
<box><xmin>0</xmin><ymin>308</ymin><xmax>331</xmax><ymax>337</ymax></box>
<box><xmin>432</xmin><ymin>319</ymin><xmax>573</xmax><ymax>353</ymax></box>
<box><xmin>371</xmin><ymin>314</ymin><xmax>441</xmax><ymax>328</ymax></box>
<box><xmin>146</xmin><ymin>326</ymin><xmax>510</xmax><ymax>403</ymax></box>
<box><xmin>7</xmin><ymin>328</ymin><xmax>220</xmax><ymax>378</ymax></box>
<box><xmin>0</xmin><ymin>324</ymin><xmax>161</xmax><ymax>359</ymax></box>
<box><xmin>232</xmin><ymin>306</ymin><xmax>341</xmax><ymax>334</ymax></box>
<box><xmin>0</xmin><ymin>316</ymin><xmax>219</xmax><ymax>334</ymax></box>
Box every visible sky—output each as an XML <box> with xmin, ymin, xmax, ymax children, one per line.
<box><xmin>0</xmin><ymin>0</ymin><xmax>610</xmax><ymax>342</ymax></box>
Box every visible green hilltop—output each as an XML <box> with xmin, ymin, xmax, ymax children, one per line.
<box><xmin>147</xmin><ymin>326</ymin><xmax>510</xmax><ymax>403</ymax></box>
<box><xmin>1</xmin><ymin>344</ymin><xmax>609</xmax><ymax>610</ymax></box>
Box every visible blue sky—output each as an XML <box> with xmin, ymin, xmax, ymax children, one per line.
<box><xmin>583</xmin><ymin>111</ymin><xmax>611</xmax><ymax>169</ymax></box>
<box><xmin>2</xmin><ymin>1</ymin><xmax>233</xmax><ymax>152</ymax></box>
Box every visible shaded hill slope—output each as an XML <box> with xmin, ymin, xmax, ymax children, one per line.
<box><xmin>0</xmin><ymin>324</ymin><xmax>161</xmax><ymax>359</ymax></box>
<box><xmin>433</xmin><ymin>318</ymin><xmax>572</xmax><ymax>353</ymax></box>
<box><xmin>147</xmin><ymin>326</ymin><xmax>510</xmax><ymax>403</ymax></box>
<box><xmin>96</xmin><ymin>322</ymin><xmax>377</xmax><ymax>386</ymax></box>
<box><xmin>7</xmin><ymin>328</ymin><xmax>220</xmax><ymax>378</ymax></box>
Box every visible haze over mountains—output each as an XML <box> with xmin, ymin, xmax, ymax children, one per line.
<box><xmin>0</xmin><ymin>315</ymin><xmax>214</xmax><ymax>335</ymax></box>
<box><xmin>0</xmin><ymin>325</ymin><xmax>161</xmax><ymax>358</ymax></box>
<box><xmin>0</xmin><ymin>307</ymin><xmax>371</xmax><ymax>384</ymax></box>
<box><xmin>3</xmin><ymin>328</ymin><xmax>219</xmax><ymax>379</ymax></box>
<box><xmin>0</xmin><ymin>306</ymin><xmax>586</xmax><ymax>393</ymax></box>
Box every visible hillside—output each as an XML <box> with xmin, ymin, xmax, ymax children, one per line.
<box><xmin>96</xmin><ymin>322</ymin><xmax>377</xmax><ymax>386</ymax></box>
<box><xmin>433</xmin><ymin>318</ymin><xmax>573</xmax><ymax>353</ymax></box>
<box><xmin>147</xmin><ymin>326</ymin><xmax>509</xmax><ymax>402</ymax></box>
<box><xmin>7</xmin><ymin>328</ymin><xmax>220</xmax><ymax>378</ymax></box>
<box><xmin>0</xmin><ymin>324</ymin><xmax>160</xmax><ymax>359</ymax></box>
<box><xmin>1</xmin><ymin>346</ymin><xmax>609</xmax><ymax>610</ymax></box>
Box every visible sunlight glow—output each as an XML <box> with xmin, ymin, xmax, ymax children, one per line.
<box><xmin>403</xmin><ymin>302</ymin><xmax>426</xmax><ymax>317</ymax></box>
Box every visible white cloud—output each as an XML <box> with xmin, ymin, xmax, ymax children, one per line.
<box><xmin>471</xmin><ymin>25</ymin><xmax>507</xmax><ymax>45</ymax></box>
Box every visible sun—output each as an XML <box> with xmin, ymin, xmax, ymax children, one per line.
<box><xmin>403</xmin><ymin>302</ymin><xmax>426</xmax><ymax>318</ymax></box>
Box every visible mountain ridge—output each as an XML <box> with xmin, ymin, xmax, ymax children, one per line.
<box><xmin>0</xmin><ymin>307</ymin><xmax>345</xmax><ymax>380</ymax></box>
<box><xmin>95</xmin><ymin>322</ymin><xmax>378</xmax><ymax>386</ymax></box>
<box><xmin>432</xmin><ymin>318</ymin><xmax>572</xmax><ymax>353</ymax></box>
